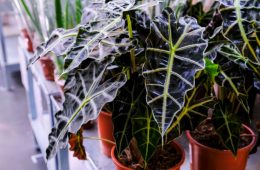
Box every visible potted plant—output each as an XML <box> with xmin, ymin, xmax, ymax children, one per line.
<box><xmin>28</xmin><ymin>0</ymin><xmax>257</xmax><ymax>169</ymax></box>
<box><xmin>182</xmin><ymin>0</ymin><xmax>259</xmax><ymax>170</ymax></box>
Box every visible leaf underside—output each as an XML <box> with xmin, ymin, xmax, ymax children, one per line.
<box><xmin>68</xmin><ymin>128</ymin><xmax>87</xmax><ymax>160</ymax></box>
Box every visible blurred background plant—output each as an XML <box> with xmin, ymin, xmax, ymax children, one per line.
<box><xmin>14</xmin><ymin>0</ymin><xmax>86</xmax><ymax>76</ymax></box>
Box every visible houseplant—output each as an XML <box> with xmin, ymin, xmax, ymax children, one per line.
<box><xmin>29</xmin><ymin>0</ymin><xmax>258</xmax><ymax>169</ymax></box>
<box><xmin>182</xmin><ymin>0</ymin><xmax>259</xmax><ymax>170</ymax></box>
<box><xmin>28</xmin><ymin>0</ymin><xmax>216</xmax><ymax>169</ymax></box>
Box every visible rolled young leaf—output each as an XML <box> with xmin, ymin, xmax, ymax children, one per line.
<box><xmin>137</xmin><ymin>8</ymin><xmax>207</xmax><ymax>135</ymax></box>
<box><xmin>46</xmin><ymin>58</ymin><xmax>127</xmax><ymax>159</ymax></box>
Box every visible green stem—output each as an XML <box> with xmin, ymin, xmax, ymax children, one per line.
<box><xmin>126</xmin><ymin>14</ymin><xmax>136</xmax><ymax>73</ymax></box>
<box><xmin>83</xmin><ymin>136</ymin><xmax>116</xmax><ymax>145</ymax></box>
<box><xmin>55</xmin><ymin>0</ymin><xmax>64</xmax><ymax>28</ymax></box>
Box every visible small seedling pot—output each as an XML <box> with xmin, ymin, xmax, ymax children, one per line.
<box><xmin>186</xmin><ymin>124</ymin><xmax>256</xmax><ymax>170</ymax></box>
<box><xmin>111</xmin><ymin>141</ymin><xmax>185</xmax><ymax>170</ymax></box>
<box><xmin>98</xmin><ymin>111</ymin><xmax>115</xmax><ymax>157</ymax></box>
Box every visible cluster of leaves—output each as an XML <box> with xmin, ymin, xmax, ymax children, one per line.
<box><xmin>29</xmin><ymin>0</ymin><xmax>259</xmax><ymax>167</ymax></box>
<box><xmin>192</xmin><ymin>0</ymin><xmax>259</xmax><ymax>154</ymax></box>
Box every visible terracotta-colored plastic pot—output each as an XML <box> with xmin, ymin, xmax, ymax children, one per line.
<box><xmin>39</xmin><ymin>56</ymin><xmax>55</xmax><ymax>81</ymax></box>
<box><xmin>186</xmin><ymin>124</ymin><xmax>256</xmax><ymax>170</ymax></box>
<box><xmin>111</xmin><ymin>141</ymin><xmax>185</xmax><ymax>170</ymax></box>
<box><xmin>21</xmin><ymin>28</ymin><xmax>34</xmax><ymax>53</ymax></box>
<box><xmin>98</xmin><ymin>111</ymin><xmax>115</xmax><ymax>157</ymax></box>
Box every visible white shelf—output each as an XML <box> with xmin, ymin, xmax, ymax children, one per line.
<box><xmin>29</xmin><ymin>114</ymin><xmax>56</xmax><ymax>170</ymax></box>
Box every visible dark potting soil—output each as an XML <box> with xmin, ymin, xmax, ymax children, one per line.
<box><xmin>146</xmin><ymin>144</ymin><xmax>181</xmax><ymax>170</ymax></box>
<box><xmin>191</xmin><ymin>119</ymin><xmax>252</xmax><ymax>150</ymax></box>
<box><xmin>118</xmin><ymin>143</ymin><xmax>182</xmax><ymax>170</ymax></box>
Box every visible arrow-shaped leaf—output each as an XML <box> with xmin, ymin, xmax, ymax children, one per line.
<box><xmin>137</xmin><ymin>8</ymin><xmax>207</xmax><ymax>135</ymax></box>
<box><xmin>216</xmin><ymin>0</ymin><xmax>260</xmax><ymax>90</ymax></box>
<box><xmin>132</xmin><ymin>106</ymin><xmax>161</xmax><ymax>165</ymax></box>
<box><xmin>215</xmin><ymin>52</ymin><xmax>249</xmax><ymax>113</ymax></box>
<box><xmin>212</xmin><ymin>100</ymin><xmax>242</xmax><ymax>155</ymax></box>
<box><xmin>166</xmin><ymin>73</ymin><xmax>216</xmax><ymax>140</ymax></box>
<box><xmin>46</xmin><ymin>58</ymin><xmax>127</xmax><ymax>159</ymax></box>
<box><xmin>112</xmin><ymin>73</ymin><xmax>145</xmax><ymax>156</ymax></box>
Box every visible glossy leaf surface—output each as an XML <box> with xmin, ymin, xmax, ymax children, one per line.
<box><xmin>132</xmin><ymin>103</ymin><xmax>161</xmax><ymax>164</ymax></box>
<box><xmin>212</xmin><ymin>101</ymin><xmax>242</xmax><ymax>155</ymax></box>
<box><xmin>112</xmin><ymin>74</ymin><xmax>145</xmax><ymax>155</ymax></box>
<box><xmin>217</xmin><ymin>0</ymin><xmax>260</xmax><ymax>89</ymax></box>
<box><xmin>138</xmin><ymin>8</ymin><xmax>207</xmax><ymax>135</ymax></box>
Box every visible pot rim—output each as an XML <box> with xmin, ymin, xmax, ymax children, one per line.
<box><xmin>111</xmin><ymin>141</ymin><xmax>185</xmax><ymax>170</ymax></box>
<box><xmin>186</xmin><ymin>124</ymin><xmax>256</xmax><ymax>153</ymax></box>
<box><xmin>100</xmin><ymin>111</ymin><xmax>112</xmax><ymax>117</ymax></box>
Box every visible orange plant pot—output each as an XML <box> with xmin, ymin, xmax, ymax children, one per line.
<box><xmin>186</xmin><ymin>125</ymin><xmax>256</xmax><ymax>170</ymax></box>
<box><xmin>111</xmin><ymin>141</ymin><xmax>185</xmax><ymax>170</ymax></box>
<box><xmin>98</xmin><ymin>111</ymin><xmax>115</xmax><ymax>157</ymax></box>
<box><xmin>39</xmin><ymin>56</ymin><xmax>55</xmax><ymax>81</ymax></box>
<box><xmin>21</xmin><ymin>28</ymin><xmax>34</xmax><ymax>53</ymax></box>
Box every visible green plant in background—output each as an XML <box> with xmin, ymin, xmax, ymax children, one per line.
<box><xmin>54</xmin><ymin>0</ymin><xmax>83</xmax><ymax>75</ymax></box>
<box><xmin>29</xmin><ymin>0</ymin><xmax>259</xmax><ymax>168</ymax></box>
<box><xmin>14</xmin><ymin>0</ymin><xmax>45</xmax><ymax>41</ymax></box>
<box><xmin>15</xmin><ymin>0</ymin><xmax>84</xmax><ymax>76</ymax></box>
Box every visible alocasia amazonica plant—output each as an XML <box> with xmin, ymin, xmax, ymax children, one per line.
<box><xmin>202</xmin><ymin>0</ymin><xmax>259</xmax><ymax>154</ymax></box>
<box><xmin>29</xmin><ymin>0</ymin><xmax>259</xmax><ymax>167</ymax></box>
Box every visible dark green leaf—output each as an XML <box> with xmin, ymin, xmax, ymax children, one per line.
<box><xmin>217</xmin><ymin>0</ymin><xmax>260</xmax><ymax>78</ymax></box>
<box><xmin>55</xmin><ymin>0</ymin><xmax>64</xmax><ymax>28</ymax></box>
<box><xmin>132</xmin><ymin>106</ymin><xmax>161</xmax><ymax>164</ymax></box>
<box><xmin>137</xmin><ymin>8</ymin><xmax>207</xmax><ymax>135</ymax></box>
<box><xmin>112</xmin><ymin>74</ymin><xmax>145</xmax><ymax>155</ymax></box>
<box><xmin>166</xmin><ymin>73</ymin><xmax>216</xmax><ymax>139</ymax></box>
<box><xmin>215</xmin><ymin>53</ymin><xmax>249</xmax><ymax>113</ymax></box>
<box><xmin>212</xmin><ymin>100</ymin><xmax>242</xmax><ymax>155</ymax></box>
<box><xmin>76</xmin><ymin>0</ymin><xmax>83</xmax><ymax>24</ymax></box>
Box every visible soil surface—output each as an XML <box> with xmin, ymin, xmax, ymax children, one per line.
<box><xmin>147</xmin><ymin>144</ymin><xmax>181</xmax><ymax>170</ymax></box>
<box><xmin>191</xmin><ymin>119</ymin><xmax>252</xmax><ymax>150</ymax></box>
<box><xmin>118</xmin><ymin>143</ymin><xmax>182</xmax><ymax>170</ymax></box>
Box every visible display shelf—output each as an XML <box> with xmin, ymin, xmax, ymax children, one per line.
<box><xmin>0</xmin><ymin>16</ymin><xmax>20</xmax><ymax>90</ymax></box>
<box><xmin>19</xmin><ymin>40</ymin><xmax>65</xmax><ymax>170</ymax></box>
<box><xmin>29</xmin><ymin>113</ymin><xmax>56</xmax><ymax>170</ymax></box>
